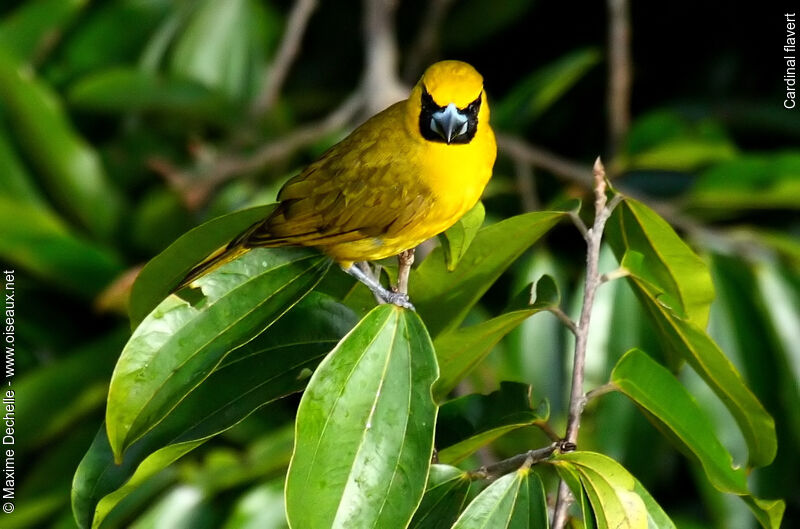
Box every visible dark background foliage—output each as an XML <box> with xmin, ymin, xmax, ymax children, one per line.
<box><xmin>0</xmin><ymin>0</ymin><xmax>797</xmax><ymax>527</ymax></box>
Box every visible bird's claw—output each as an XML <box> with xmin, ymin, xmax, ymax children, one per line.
<box><xmin>381</xmin><ymin>290</ymin><xmax>415</xmax><ymax>311</ymax></box>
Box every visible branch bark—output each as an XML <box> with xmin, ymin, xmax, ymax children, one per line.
<box><xmin>551</xmin><ymin>158</ymin><xmax>621</xmax><ymax>529</ymax></box>
<box><xmin>252</xmin><ymin>0</ymin><xmax>319</xmax><ymax>116</ymax></box>
<box><xmin>467</xmin><ymin>443</ymin><xmax>558</xmax><ymax>481</ymax></box>
<box><xmin>607</xmin><ymin>0</ymin><xmax>632</xmax><ymax>159</ymax></box>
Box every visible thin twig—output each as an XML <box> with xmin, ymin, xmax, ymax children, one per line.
<box><xmin>607</xmin><ymin>0</ymin><xmax>632</xmax><ymax>159</ymax></box>
<box><xmin>151</xmin><ymin>92</ymin><xmax>363</xmax><ymax>209</ymax></box>
<box><xmin>551</xmin><ymin>158</ymin><xmax>617</xmax><ymax>529</ymax></box>
<box><xmin>599</xmin><ymin>266</ymin><xmax>630</xmax><ymax>284</ymax></box>
<box><xmin>568</xmin><ymin>211</ymin><xmax>589</xmax><ymax>240</ymax></box>
<box><xmin>515</xmin><ymin>159</ymin><xmax>540</xmax><ymax>212</ymax></box>
<box><xmin>402</xmin><ymin>0</ymin><xmax>456</xmax><ymax>81</ymax></box>
<box><xmin>535</xmin><ymin>421</ymin><xmax>562</xmax><ymax>443</ymax></box>
<box><xmin>547</xmin><ymin>307</ymin><xmax>579</xmax><ymax>336</ymax></box>
<box><xmin>252</xmin><ymin>0</ymin><xmax>319</xmax><ymax>116</ymax></box>
<box><xmin>497</xmin><ymin>134</ymin><xmax>593</xmax><ymax>189</ymax></box>
<box><xmin>396</xmin><ymin>248</ymin><xmax>415</xmax><ymax>294</ymax></box>
<box><xmin>467</xmin><ymin>443</ymin><xmax>558</xmax><ymax>481</ymax></box>
<box><xmin>585</xmin><ymin>382</ymin><xmax>616</xmax><ymax>402</ymax></box>
<box><xmin>362</xmin><ymin>0</ymin><xmax>406</xmax><ymax>114</ymax></box>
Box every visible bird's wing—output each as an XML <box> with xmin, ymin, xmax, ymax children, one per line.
<box><xmin>243</xmin><ymin>104</ymin><xmax>434</xmax><ymax>248</ymax></box>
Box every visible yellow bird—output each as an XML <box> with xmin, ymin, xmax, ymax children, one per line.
<box><xmin>180</xmin><ymin>60</ymin><xmax>496</xmax><ymax>307</ymax></box>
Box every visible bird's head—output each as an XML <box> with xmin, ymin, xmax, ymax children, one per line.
<box><xmin>408</xmin><ymin>60</ymin><xmax>489</xmax><ymax>145</ymax></box>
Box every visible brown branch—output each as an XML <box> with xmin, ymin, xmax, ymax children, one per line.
<box><xmin>497</xmin><ymin>134</ymin><xmax>593</xmax><ymax>189</ymax></box>
<box><xmin>607</xmin><ymin>0</ymin><xmax>632</xmax><ymax>159</ymax></box>
<box><xmin>402</xmin><ymin>0</ymin><xmax>456</xmax><ymax>81</ymax></box>
<box><xmin>551</xmin><ymin>158</ymin><xmax>621</xmax><ymax>529</ymax></box>
<box><xmin>467</xmin><ymin>443</ymin><xmax>558</xmax><ymax>481</ymax></box>
<box><xmin>546</xmin><ymin>307</ymin><xmax>578</xmax><ymax>337</ymax></box>
<box><xmin>252</xmin><ymin>0</ymin><xmax>319</xmax><ymax>116</ymax></box>
<box><xmin>515</xmin><ymin>159</ymin><xmax>540</xmax><ymax>212</ymax></box>
<box><xmin>151</xmin><ymin>92</ymin><xmax>363</xmax><ymax>210</ymax></box>
<box><xmin>396</xmin><ymin>248</ymin><xmax>415</xmax><ymax>294</ymax></box>
<box><xmin>362</xmin><ymin>0</ymin><xmax>406</xmax><ymax>114</ymax></box>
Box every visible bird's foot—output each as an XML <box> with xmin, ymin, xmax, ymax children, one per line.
<box><xmin>380</xmin><ymin>289</ymin><xmax>415</xmax><ymax>311</ymax></box>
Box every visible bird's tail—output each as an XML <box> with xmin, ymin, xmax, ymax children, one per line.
<box><xmin>175</xmin><ymin>244</ymin><xmax>250</xmax><ymax>292</ymax></box>
<box><xmin>175</xmin><ymin>220</ymin><xmax>267</xmax><ymax>291</ymax></box>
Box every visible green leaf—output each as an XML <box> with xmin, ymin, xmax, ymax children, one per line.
<box><xmin>0</xmin><ymin>47</ymin><xmax>122</xmax><ymax>239</ymax></box>
<box><xmin>494</xmin><ymin>48</ymin><xmax>601</xmax><ymax>129</ymax></box>
<box><xmin>169</xmin><ymin>0</ymin><xmax>270</xmax><ymax>101</ymax></box>
<box><xmin>443</xmin><ymin>0</ymin><xmax>533</xmax><ymax>49</ymax></box>
<box><xmin>451</xmin><ymin>469</ymin><xmax>547</xmax><ymax>529</ymax></box>
<box><xmin>554</xmin><ymin>452</ymin><xmax>648</xmax><ymax>529</ymax></box>
<box><xmin>632</xmin><ymin>479</ymin><xmax>677</xmax><ymax>529</ymax></box>
<box><xmin>128</xmin><ymin>203</ymin><xmax>276</xmax><ymax>327</ymax></box>
<box><xmin>14</xmin><ymin>330</ymin><xmax>127</xmax><ymax>450</ymax></box>
<box><xmin>0</xmin><ymin>0</ymin><xmax>87</xmax><ymax>62</ymax></box>
<box><xmin>221</xmin><ymin>480</ymin><xmax>289</xmax><ymax>529</ymax></box>
<box><xmin>106</xmin><ymin>247</ymin><xmax>329</xmax><ymax>461</ymax></box>
<box><xmin>286</xmin><ymin>305</ymin><xmax>438</xmax><ymax>529</ymax></box>
<box><xmin>611</xmin><ymin>349</ymin><xmax>748</xmax><ymax>494</ymax></box>
<box><xmin>608</xmin><ymin>198</ymin><xmax>714</xmax><ymax>328</ymax></box>
<box><xmin>436</xmin><ymin>382</ymin><xmax>549</xmax><ymax>464</ymax></box>
<box><xmin>0</xmin><ymin>123</ymin><xmax>46</xmax><ymax>206</ymax></box>
<box><xmin>557</xmin><ymin>464</ymin><xmax>595</xmax><ymax>529</ymax></box>
<box><xmin>0</xmin><ymin>196</ymin><xmax>122</xmax><ymax>296</ymax></box>
<box><xmin>50</xmin><ymin>0</ymin><xmax>171</xmax><ymax>83</ymax></box>
<box><xmin>740</xmin><ymin>496</ymin><xmax>786</xmax><ymax>529</ymax></box>
<box><xmin>613</xmin><ymin>249</ymin><xmax>777</xmax><ymax>468</ymax></box>
<box><xmin>687</xmin><ymin>153</ymin><xmax>800</xmax><ymax>213</ymax></box>
<box><xmin>440</xmin><ymin>201</ymin><xmax>485</xmax><ymax>272</ymax></box>
<box><xmin>411</xmin><ymin>210</ymin><xmax>565</xmax><ymax>337</ymax></box>
<box><xmin>73</xmin><ymin>294</ymin><xmax>354</xmax><ymax>529</ymax></box>
<box><xmin>68</xmin><ymin>68</ymin><xmax>233</xmax><ymax>122</ymax></box>
<box><xmin>433</xmin><ymin>275</ymin><xmax>560</xmax><ymax>400</ymax></box>
<box><xmin>619</xmin><ymin>110</ymin><xmax>737</xmax><ymax>171</ymax></box>
<box><xmin>409</xmin><ymin>465</ymin><xmax>472</xmax><ymax>529</ymax></box>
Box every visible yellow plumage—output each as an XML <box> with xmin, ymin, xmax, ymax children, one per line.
<box><xmin>180</xmin><ymin>61</ymin><xmax>496</xmax><ymax>293</ymax></box>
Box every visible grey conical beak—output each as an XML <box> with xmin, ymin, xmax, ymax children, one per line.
<box><xmin>430</xmin><ymin>103</ymin><xmax>468</xmax><ymax>144</ymax></box>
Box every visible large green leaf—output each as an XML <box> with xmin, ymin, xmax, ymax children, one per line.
<box><xmin>433</xmin><ymin>275</ymin><xmax>560</xmax><ymax>400</ymax></box>
<box><xmin>553</xmin><ymin>452</ymin><xmax>650</xmax><ymax>529</ymax></box>
<box><xmin>436</xmin><ymin>382</ymin><xmax>549</xmax><ymax>464</ymax></box>
<box><xmin>440</xmin><ymin>201</ymin><xmax>485</xmax><ymax>272</ymax></box>
<box><xmin>619</xmin><ymin>110</ymin><xmax>737</xmax><ymax>172</ymax></box>
<box><xmin>494</xmin><ymin>47</ymin><xmax>601</xmax><ymax>129</ymax></box>
<box><xmin>687</xmin><ymin>153</ymin><xmax>800</xmax><ymax>213</ymax></box>
<box><xmin>557</xmin><ymin>463</ymin><xmax>595</xmax><ymax>529</ymax></box>
<box><xmin>169</xmin><ymin>0</ymin><xmax>273</xmax><ymax>102</ymax></box>
<box><xmin>0</xmin><ymin>123</ymin><xmax>46</xmax><ymax>206</ymax></box>
<box><xmin>0</xmin><ymin>46</ymin><xmax>122</xmax><ymax>239</ymax></box>
<box><xmin>615</xmin><ymin>251</ymin><xmax>776</xmax><ymax>468</ymax></box>
<box><xmin>0</xmin><ymin>0</ymin><xmax>87</xmax><ymax>62</ymax></box>
<box><xmin>221</xmin><ymin>480</ymin><xmax>289</xmax><ymax>529</ymax></box>
<box><xmin>409</xmin><ymin>465</ymin><xmax>472</xmax><ymax>529</ymax></box>
<box><xmin>73</xmin><ymin>294</ymin><xmax>355</xmax><ymax>529</ymax></box>
<box><xmin>607</xmin><ymin>198</ymin><xmax>714</xmax><ymax>328</ymax></box>
<box><xmin>611</xmin><ymin>349</ymin><xmax>748</xmax><ymax>494</ymax></box>
<box><xmin>106</xmin><ymin>247</ymin><xmax>330</xmax><ymax>461</ymax></box>
<box><xmin>411</xmin><ymin>210</ymin><xmax>564</xmax><ymax>337</ymax></box>
<box><xmin>285</xmin><ymin>305</ymin><xmax>439</xmax><ymax>529</ymax></box>
<box><xmin>129</xmin><ymin>203</ymin><xmax>276</xmax><ymax>327</ymax></box>
<box><xmin>0</xmin><ymin>196</ymin><xmax>122</xmax><ymax>296</ymax></box>
<box><xmin>451</xmin><ymin>469</ymin><xmax>547</xmax><ymax>529</ymax></box>
<box><xmin>14</xmin><ymin>330</ymin><xmax>127</xmax><ymax>450</ymax></box>
<box><xmin>68</xmin><ymin>68</ymin><xmax>233</xmax><ymax>122</ymax></box>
